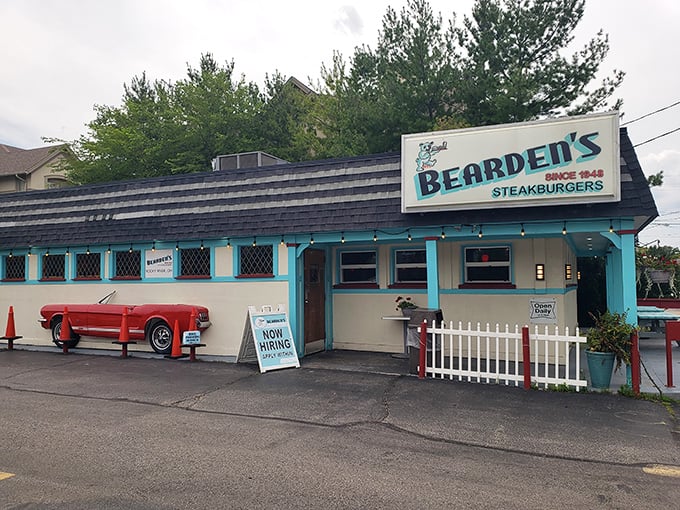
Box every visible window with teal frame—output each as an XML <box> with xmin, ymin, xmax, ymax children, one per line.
<box><xmin>340</xmin><ymin>250</ymin><xmax>377</xmax><ymax>283</ymax></box>
<box><xmin>393</xmin><ymin>248</ymin><xmax>426</xmax><ymax>283</ymax></box>
<box><xmin>464</xmin><ymin>246</ymin><xmax>511</xmax><ymax>283</ymax></box>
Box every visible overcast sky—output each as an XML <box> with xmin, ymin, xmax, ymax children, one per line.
<box><xmin>1</xmin><ymin>0</ymin><xmax>678</xmax><ymax>247</ymax></box>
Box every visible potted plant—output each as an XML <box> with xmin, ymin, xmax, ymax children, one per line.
<box><xmin>585</xmin><ymin>310</ymin><xmax>637</xmax><ymax>389</ymax></box>
<box><xmin>395</xmin><ymin>296</ymin><xmax>418</xmax><ymax>317</ymax></box>
<box><xmin>636</xmin><ymin>245</ymin><xmax>680</xmax><ymax>296</ymax></box>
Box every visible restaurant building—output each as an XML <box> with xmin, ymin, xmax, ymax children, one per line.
<box><xmin>0</xmin><ymin>112</ymin><xmax>658</xmax><ymax>359</ymax></box>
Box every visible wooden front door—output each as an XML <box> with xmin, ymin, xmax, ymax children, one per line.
<box><xmin>304</xmin><ymin>248</ymin><xmax>326</xmax><ymax>354</ymax></box>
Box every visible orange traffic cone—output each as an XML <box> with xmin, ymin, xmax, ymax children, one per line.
<box><xmin>59</xmin><ymin>306</ymin><xmax>72</xmax><ymax>354</ymax></box>
<box><xmin>165</xmin><ymin>319</ymin><xmax>185</xmax><ymax>359</ymax></box>
<box><xmin>1</xmin><ymin>305</ymin><xmax>22</xmax><ymax>351</ymax></box>
<box><xmin>112</xmin><ymin>307</ymin><xmax>136</xmax><ymax>358</ymax></box>
<box><xmin>188</xmin><ymin>308</ymin><xmax>197</xmax><ymax>331</ymax></box>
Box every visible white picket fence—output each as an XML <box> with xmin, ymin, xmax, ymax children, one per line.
<box><xmin>418</xmin><ymin>321</ymin><xmax>588</xmax><ymax>391</ymax></box>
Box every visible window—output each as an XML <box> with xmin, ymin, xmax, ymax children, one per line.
<box><xmin>464</xmin><ymin>246</ymin><xmax>511</xmax><ymax>283</ymax></box>
<box><xmin>239</xmin><ymin>245</ymin><xmax>273</xmax><ymax>276</ymax></box>
<box><xmin>340</xmin><ymin>250</ymin><xmax>377</xmax><ymax>283</ymax></box>
<box><xmin>75</xmin><ymin>252</ymin><xmax>101</xmax><ymax>279</ymax></box>
<box><xmin>3</xmin><ymin>255</ymin><xmax>25</xmax><ymax>281</ymax></box>
<box><xmin>394</xmin><ymin>249</ymin><xmax>426</xmax><ymax>283</ymax></box>
<box><xmin>179</xmin><ymin>247</ymin><xmax>211</xmax><ymax>278</ymax></box>
<box><xmin>41</xmin><ymin>254</ymin><xmax>66</xmax><ymax>280</ymax></box>
<box><xmin>114</xmin><ymin>250</ymin><xmax>141</xmax><ymax>279</ymax></box>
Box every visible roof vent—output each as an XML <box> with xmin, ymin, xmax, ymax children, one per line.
<box><xmin>212</xmin><ymin>151</ymin><xmax>288</xmax><ymax>171</ymax></box>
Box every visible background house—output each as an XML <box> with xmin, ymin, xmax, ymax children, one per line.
<box><xmin>0</xmin><ymin>144</ymin><xmax>70</xmax><ymax>192</ymax></box>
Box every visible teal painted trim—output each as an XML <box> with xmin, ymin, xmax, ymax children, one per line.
<box><xmin>441</xmin><ymin>287</ymin><xmax>575</xmax><ymax>295</ymax></box>
<box><xmin>332</xmin><ymin>288</ymin><xmax>427</xmax><ymax>295</ymax></box>
<box><xmin>620</xmin><ymin>233</ymin><xmax>637</xmax><ymax>322</ymax></box>
<box><xmin>287</xmin><ymin>244</ymin><xmax>301</xmax><ymax>356</ymax></box>
<box><xmin>425</xmin><ymin>239</ymin><xmax>440</xmax><ymax>309</ymax></box>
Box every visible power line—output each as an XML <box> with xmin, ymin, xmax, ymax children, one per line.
<box><xmin>634</xmin><ymin>126</ymin><xmax>680</xmax><ymax>148</ymax></box>
<box><xmin>622</xmin><ymin>100</ymin><xmax>680</xmax><ymax>126</ymax></box>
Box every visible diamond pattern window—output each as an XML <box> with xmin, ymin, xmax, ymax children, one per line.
<box><xmin>42</xmin><ymin>254</ymin><xmax>66</xmax><ymax>280</ymax></box>
<box><xmin>76</xmin><ymin>252</ymin><xmax>101</xmax><ymax>279</ymax></box>
<box><xmin>239</xmin><ymin>245</ymin><xmax>273</xmax><ymax>276</ymax></box>
<box><xmin>180</xmin><ymin>247</ymin><xmax>211</xmax><ymax>278</ymax></box>
<box><xmin>114</xmin><ymin>250</ymin><xmax>141</xmax><ymax>278</ymax></box>
<box><xmin>3</xmin><ymin>255</ymin><xmax>26</xmax><ymax>281</ymax></box>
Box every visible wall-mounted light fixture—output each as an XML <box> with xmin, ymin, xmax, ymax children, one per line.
<box><xmin>535</xmin><ymin>263</ymin><xmax>545</xmax><ymax>281</ymax></box>
<box><xmin>577</xmin><ymin>271</ymin><xmax>581</xmax><ymax>280</ymax></box>
<box><xmin>565</xmin><ymin>264</ymin><xmax>572</xmax><ymax>280</ymax></box>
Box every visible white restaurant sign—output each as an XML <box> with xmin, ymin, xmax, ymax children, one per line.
<box><xmin>401</xmin><ymin>112</ymin><xmax>620</xmax><ymax>213</ymax></box>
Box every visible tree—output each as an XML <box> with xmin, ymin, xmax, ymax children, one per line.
<box><xmin>61</xmin><ymin>54</ymin><xmax>267</xmax><ymax>184</ymax></box>
<box><xmin>455</xmin><ymin>0</ymin><xmax>624</xmax><ymax>126</ymax></box>
<box><xmin>316</xmin><ymin>0</ymin><xmax>464</xmax><ymax>156</ymax></box>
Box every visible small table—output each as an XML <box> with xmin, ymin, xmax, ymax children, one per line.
<box><xmin>381</xmin><ymin>315</ymin><xmax>411</xmax><ymax>359</ymax></box>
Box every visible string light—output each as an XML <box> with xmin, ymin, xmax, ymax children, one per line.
<box><xmin>106</xmin><ymin>245</ymin><xmax>111</xmax><ymax>254</ymax></box>
<box><xmin>152</xmin><ymin>242</ymin><xmax>156</xmax><ymax>252</ymax></box>
<box><xmin>8</xmin><ymin>250</ymin><xmax>12</xmax><ymax>258</ymax></box>
<box><xmin>520</xmin><ymin>224</ymin><xmax>525</xmax><ymax>237</ymax></box>
<box><xmin>252</xmin><ymin>237</ymin><xmax>257</xmax><ymax>247</ymax></box>
<box><xmin>280</xmin><ymin>235</ymin><xmax>285</xmax><ymax>246</ymax></box>
<box><xmin>441</xmin><ymin>228</ymin><xmax>446</xmax><ymax>239</ymax></box>
<box><xmin>478</xmin><ymin>227</ymin><xmax>483</xmax><ymax>239</ymax></box>
<box><xmin>128</xmin><ymin>244</ymin><xmax>133</xmax><ymax>253</ymax></box>
<box><xmin>373</xmin><ymin>231</ymin><xmax>378</xmax><ymax>242</ymax></box>
<box><xmin>65</xmin><ymin>247</ymin><xmax>70</xmax><ymax>256</ymax></box>
<box><xmin>227</xmin><ymin>238</ymin><xmax>231</xmax><ymax>249</ymax></box>
<box><xmin>27</xmin><ymin>248</ymin><xmax>32</xmax><ymax>257</ymax></box>
<box><xmin>175</xmin><ymin>242</ymin><xmax>179</xmax><ymax>251</ymax></box>
<box><xmin>341</xmin><ymin>232</ymin><xmax>345</xmax><ymax>243</ymax></box>
<box><xmin>86</xmin><ymin>246</ymin><xmax>91</xmax><ymax>255</ymax></box>
<box><xmin>310</xmin><ymin>234</ymin><xmax>315</xmax><ymax>245</ymax></box>
<box><xmin>609</xmin><ymin>221</ymin><xmax>614</xmax><ymax>233</ymax></box>
<box><xmin>562</xmin><ymin>222</ymin><xmax>567</xmax><ymax>235</ymax></box>
<box><xmin>407</xmin><ymin>230</ymin><xmax>412</xmax><ymax>242</ymax></box>
<box><xmin>200</xmin><ymin>240</ymin><xmax>204</xmax><ymax>251</ymax></box>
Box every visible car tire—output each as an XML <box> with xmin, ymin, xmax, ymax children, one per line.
<box><xmin>51</xmin><ymin>318</ymin><xmax>81</xmax><ymax>349</ymax></box>
<box><xmin>148</xmin><ymin>321</ymin><xmax>173</xmax><ymax>354</ymax></box>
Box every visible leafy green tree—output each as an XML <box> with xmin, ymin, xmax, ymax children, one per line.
<box><xmin>316</xmin><ymin>0</ymin><xmax>463</xmax><ymax>156</ymax></box>
<box><xmin>60</xmin><ymin>54</ymin><xmax>267</xmax><ymax>184</ymax></box>
<box><xmin>455</xmin><ymin>0</ymin><xmax>624</xmax><ymax>126</ymax></box>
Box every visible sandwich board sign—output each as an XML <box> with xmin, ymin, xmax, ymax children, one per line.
<box><xmin>238</xmin><ymin>305</ymin><xmax>299</xmax><ymax>373</ymax></box>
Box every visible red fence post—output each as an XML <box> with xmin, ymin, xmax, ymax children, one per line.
<box><xmin>665</xmin><ymin>322</ymin><xmax>677</xmax><ymax>388</ymax></box>
<box><xmin>522</xmin><ymin>326</ymin><xmax>531</xmax><ymax>390</ymax></box>
<box><xmin>630</xmin><ymin>331</ymin><xmax>640</xmax><ymax>396</ymax></box>
<box><xmin>418</xmin><ymin>319</ymin><xmax>427</xmax><ymax>379</ymax></box>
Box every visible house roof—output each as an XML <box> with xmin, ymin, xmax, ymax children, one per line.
<box><xmin>0</xmin><ymin>128</ymin><xmax>657</xmax><ymax>250</ymax></box>
<box><xmin>0</xmin><ymin>144</ymin><xmax>66</xmax><ymax>177</ymax></box>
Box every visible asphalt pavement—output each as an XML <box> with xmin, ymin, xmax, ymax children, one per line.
<box><xmin>1</xmin><ymin>346</ymin><xmax>679</xmax><ymax>469</ymax></box>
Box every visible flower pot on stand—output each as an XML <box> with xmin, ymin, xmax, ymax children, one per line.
<box><xmin>648</xmin><ymin>269</ymin><xmax>672</xmax><ymax>284</ymax></box>
<box><xmin>585</xmin><ymin>350</ymin><xmax>615</xmax><ymax>389</ymax></box>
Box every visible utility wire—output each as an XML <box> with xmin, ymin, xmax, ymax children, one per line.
<box><xmin>634</xmin><ymin>126</ymin><xmax>680</xmax><ymax>148</ymax></box>
<box><xmin>622</xmin><ymin>100</ymin><xmax>680</xmax><ymax>126</ymax></box>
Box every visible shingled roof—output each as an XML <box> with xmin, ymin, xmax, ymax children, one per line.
<box><xmin>0</xmin><ymin>128</ymin><xmax>657</xmax><ymax>250</ymax></box>
<box><xmin>0</xmin><ymin>144</ymin><xmax>66</xmax><ymax>176</ymax></box>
